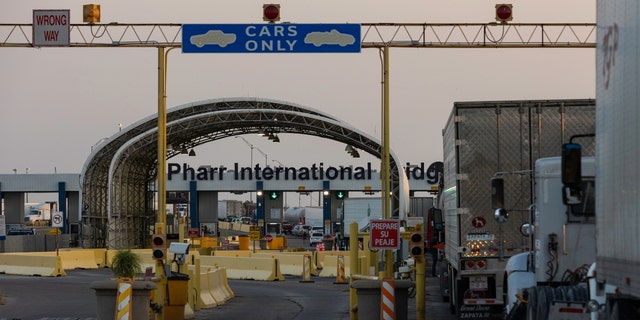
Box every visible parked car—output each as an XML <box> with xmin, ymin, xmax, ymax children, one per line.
<box><xmin>309</xmin><ymin>231</ymin><xmax>324</xmax><ymax>246</ymax></box>
<box><xmin>281</xmin><ymin>221</ymin><xmax>294</xmax><ymax>234</ymax></box>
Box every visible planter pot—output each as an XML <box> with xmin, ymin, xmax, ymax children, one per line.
<box><xmin>90</xmin><ymin>279</ymin><xmax>157</xmax><ymax>320</ymax></box>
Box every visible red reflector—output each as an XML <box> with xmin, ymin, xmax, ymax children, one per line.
<box><xmin>465</xmin><ymin>261</ymin><xmax>475</xmax><ymax>269</ymax></box>
<box><xmin>476</xmin><ymin>260</ymin><xmax>486</xmax><ymax>269</ymax></box>
<box><xmin>558</xmin><ymin>308</ymin><xmax>584</xmax><ymax>313</ymax></box>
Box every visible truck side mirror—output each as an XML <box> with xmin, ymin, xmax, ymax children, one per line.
<box><xmin>491</xmin><ymin>177</ymin><xmax>504</xmax><ymax>209</ymax></box>
<box><xmin>430</xmin><ymin>208</ymin><xmax>444</xmax><ymax>231</ymax></box>
<box><xmin>562</xmin><ymin>143</ymin><xmax>582</xmax><ymax>185</ymax></box>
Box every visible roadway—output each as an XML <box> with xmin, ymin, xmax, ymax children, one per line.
<box><xmin>0</xmin><ymin>234</ymin><xmax>454</xmax><ymax>320</ymax></box>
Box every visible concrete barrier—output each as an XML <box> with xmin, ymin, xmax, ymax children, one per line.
<box><xmin>219</xmin><ymin>267</ymin><xmax>234</xmax><ymax>299</ymax></box>
<box><xmin>314</xmin><ymin>250</ymin><xmax>362</xmax><ymax>269</ymax></box>
<box><xmin>205</xmin><ymin>268</ymin><xmax>229</xmax><ymax>304</ymax></box>
<box><xmin>200</xmin><ymin>256</ymin><xmax>284</xmax><ymax>281</ymax></box>
<box><xmin>319</xmin><ymin>255</ymin><xmax>367</xmax><ymax>278</ymax></box>
<box><xmin>251</xmin><ymin>252</ymin><xmax>319</xmax><ymax>276</ymax></box>
<box><xmin>0</xmin><ymin>252</ymin><xmax>66</xmax><ymax>276</ymax></box>
<box><xmin>57</xmin><ymin>249</ymin><xmax>103</xmax><ymax>269</ymax></box>
<box><xmin>211</xmin><ymin>250</ymin><xmax>252</xmax><ymax>257</ymax></box>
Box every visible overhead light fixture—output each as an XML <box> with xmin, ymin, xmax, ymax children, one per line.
<box><xmin>345</xmin><ymin>145</ymin><xmax>359</xmax><ymax>158</ymax></box>
<box><xmin>188</xmin><ymin>149</ymin><xmax>196</xmax><ymax>157</ymax></box>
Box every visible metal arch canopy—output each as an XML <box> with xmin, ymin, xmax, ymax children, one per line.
<box><xmin>80</xmin><ymin>98</ymin><xmax>409</xmax><ymax>249</ymax></box>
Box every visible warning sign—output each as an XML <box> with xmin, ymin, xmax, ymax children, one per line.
<box><xmin>32</xmin><ymin>10</ymin><xmax>70</xmax><ymax>47</ymax></box>
<box><xmin>369</xmin><ymin>219</ymin><xmax>400</xmax><ymax>250</ymax></box>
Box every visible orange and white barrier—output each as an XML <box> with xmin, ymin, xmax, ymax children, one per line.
<box><xmin>334</xmin><ymin>255</ymin><xmax>347</xmax><ymax>284</ymax></box>
<box><xmin>380</xmin><ymin>278</ymin><xmax>395</xmax><ymax>320</ymax></box>
<box><xmin>300</xmin><ymin>254</ymin><xmax>314</xmax><ymax>283</ymax></box>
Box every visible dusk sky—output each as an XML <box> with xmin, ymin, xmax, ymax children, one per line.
<box><xmin>1</xmin><ymin>1</ymin><xmax>595</xmax><ymax>202</ymax></box>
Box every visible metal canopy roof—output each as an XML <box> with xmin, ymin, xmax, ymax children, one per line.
<box><xmin>80</xmin><ymin>98</ymin><xmax>407</xmax><ymax>248</ymax></box>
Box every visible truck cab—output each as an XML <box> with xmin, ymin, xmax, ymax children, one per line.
<box><xmin>504</xmin><ymin>155</ymin><xmax>597</xmax><ymax>319</ymax></box>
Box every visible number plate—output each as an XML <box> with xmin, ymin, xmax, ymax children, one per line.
<box><xmin>469</xmin><ymin>276</ymin><xmax>488</xmax><ymax>290</ymax></box>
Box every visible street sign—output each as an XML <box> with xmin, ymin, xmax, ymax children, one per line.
<box><xmin>187</xmin><ymin>228</ymin><xmax>199</xmax><ymax>238</ymax></box>
<box><xmin>182</xmin><ymin>23</ymin><xmax>360</xmax><ymax>53</ymax></box>
<box><xmin>369</xmin><ymin>219</ymin><xmax>400</xmax><ymax>250</ymax></box>
<box><xmin>250</xmin><ymin>226</ymin><xmax>261</xmax><ymax>241</ymax></box>
<box><xmin>51</xmin><ymin>211</ymin><xmax>64</xmax><ymax>228</ymax></box>
<box><xmin>264</xmin><ymin>234</ymin><xmax>273</xmax><ymax>242</ymax></box>
<box><xmin>33</xmin><ymin>10</ymin><xmax>70</xmax><ymax>47</ymax></box>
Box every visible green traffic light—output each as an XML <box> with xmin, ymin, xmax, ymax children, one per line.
<box><xmin>269</xmin><ymin>191</ymin><xmax>279</xmax><ymax>200</ymax></box>
<box><xmin>335</xmin><ymin>191</ymin><xmax>347</xmax><ymax>199</ymax></box>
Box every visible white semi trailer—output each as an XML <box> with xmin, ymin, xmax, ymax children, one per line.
<box><xmin>440</xmin><ymin>99</ymin><xmax>595</xmax><ymax>319</ymax></box>
<box><xmin>589</xmin><ymin>1</ymin><xmax>640</xmax><ymax>318</ymax></box>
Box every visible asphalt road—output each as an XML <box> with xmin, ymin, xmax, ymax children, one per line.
<box><xmin>0</xmin><ymin>234</ymin><xmax>455</xmax><ymax>320</ymax></box>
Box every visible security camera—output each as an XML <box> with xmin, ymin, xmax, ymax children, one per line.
<box><xmin>169</xmin><ymin>242</ymin><xmax>190</xmax><ymax>255</ymax></box>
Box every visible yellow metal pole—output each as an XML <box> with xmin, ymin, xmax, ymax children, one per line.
<box><xmin>382</xmin><ymin>46</ymin><xmax>394</xmax><ymax>276</ymax></box>
<box><xmin>349</xmin><ymin>222</ymin><xmax>359</xmax><ymax>320</ymax></box>
<box><xmin>155</xmin><ymin>46</ymin><xmax>168</xmax><ymax>320</ymax></box>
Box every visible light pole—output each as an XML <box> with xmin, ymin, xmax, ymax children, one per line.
<box><xmin>235</xmin><ymin>136</ymin><xmax>255</xmax><ymax>203</ymax></box>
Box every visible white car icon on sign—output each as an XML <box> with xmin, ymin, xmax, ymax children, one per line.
<box><xmin>190</xmin><ymin>30</ymin><xmax>237</xmax><ymax>48</ymax></box>
<box><xmin>304</xmin><ymin>29</ymin><xmax>356</xmax><ymax>47</ymax></box>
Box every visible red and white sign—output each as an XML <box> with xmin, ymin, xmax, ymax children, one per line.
<box><xmin>187</xmin><ymin>228</ymin><xmax>200</xmax><ymax>238</ymax></box>
<box><xmin>471</xmin><ymin>216</ymin><xmax>487</xmax><ymax>228</ymax></box>
<box><xmin>33</xmin><ymin>10</ymin><xmax>70</xmax><ymax>47</ymax></box>
<box><xmin>264</xmin><ymin>234</ymin><xmax>273</xmax><ymax>242</ymax></box>
<box><xmin>369</xmin><ymin>219</ymin><xmax>400</xmax><ymax>250</ymax></box>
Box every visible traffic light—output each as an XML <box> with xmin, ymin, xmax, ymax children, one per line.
<box><xmin>268</xmin><ymin>191</ymin><xmax>280</xmax><ymax>200</ymax></box>
<box><xmin>263</xmin><ymin>4</ymin><xmax>280</xmax><ymax>23</ymax></box>
<box><xmin>151</xmin><ymin>234</ymin><xmax>166</xmax><ymax>260</ymax></box>
<box><xmin>334</xmin><ymin>191</ymin><xmax>348</xmax><ymax>200</ymax></box>
<box><xmin>495</xmin><ymin>4</ymin><xmax>513</xmax><ymax>23</ymax></box>
<box><xmin>409</xmin><ymin>232</ymin><xmax>425</xmax><ymax>261</ymax></box>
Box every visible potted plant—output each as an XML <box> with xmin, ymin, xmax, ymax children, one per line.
<box><xmin>90</xmin><ymin>249</ymin><xmax>157</xmax><ymax>320</ymax></box>
<box><xmin>111</xmin><ymin>249</ymin><xmax>141</xmax><ymax>279</ymax></box>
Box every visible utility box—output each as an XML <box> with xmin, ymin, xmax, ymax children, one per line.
<box><xmin>165</xmin><ymin>272</ymin><xmax>189</xmax><ymax>320</ymax></box>
<box><xmin>350</xmin><ymin>279</ymin><xmax>412</xmax><ymax>320</ymax></box>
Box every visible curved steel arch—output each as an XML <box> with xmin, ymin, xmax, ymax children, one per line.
<box><xmin>80</xmin><ymin>98</ymin><xmax>408</xmax><ymax>249</ymax></box>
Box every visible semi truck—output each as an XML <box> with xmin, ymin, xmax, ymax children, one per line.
<box><xmin>502</xmin><ymin>153</ymin><xmax>598</xmax><ymax>320</ymax></box>
<box><xmin>440</xmin><ymin>99</ymin><xmax>595</xmax><ymax>318</ymax></box>
<box><xmin>590</xmin><ymin>1</ymin><xmax>640</xmax><ymax>318</ymax></box>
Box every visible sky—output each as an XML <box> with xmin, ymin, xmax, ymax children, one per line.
<box><xmin>0</xmin><ymin>1</ymin><xmax>595</xmax><ymax>203</ymax></box>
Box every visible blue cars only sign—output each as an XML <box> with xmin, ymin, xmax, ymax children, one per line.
<box><xmin>182</xmin><ymin>23</ymin><xmax>360</xmax><ymax>53</ymax></box>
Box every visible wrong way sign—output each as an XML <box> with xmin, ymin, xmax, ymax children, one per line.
<box><xmin>33</xmin><ymin>10</ymin><xmax>70</xmax><ymax>47</ymax></box>
<box><xmin>369</xmin><ymin>219</ymin><xmax>400</xmax><ymax>250</ymax></box>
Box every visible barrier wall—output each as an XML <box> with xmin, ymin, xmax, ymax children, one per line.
<box><xmin>251</xmin><ymin>252</ymin><xmax>318</xmax><ymax>276</ymax></box>
<box><xmin>314</xmin><ymin>250</ymin><xmax>364</xmax><ymax>270</ymax></box>
<box><xmin>319</xmin><ymin>255</ymin><xmax>367</xmax><ymax>278</ymax></box>
<box><xmin>0</xmin><ymin>252</ymin><xmax>66</xmax><ymax>276</ymax></box>
<box><xmin>200</xmin><ymin>255</ymin><xmax>284</xmax><ymax>281</ymax></box>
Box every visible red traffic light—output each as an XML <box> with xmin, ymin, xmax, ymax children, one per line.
<box><xmin>495</xmin><ymin>4</ymin><xmax>513</xmax><ymax>22</ymax></box>
<box><xmin>263</xmin><ymin>4</ymin><xmax>280</xmax><ymax>23</ymax></box>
